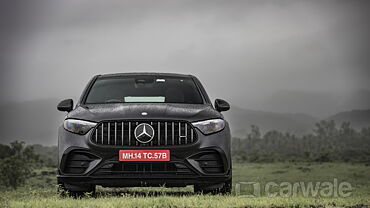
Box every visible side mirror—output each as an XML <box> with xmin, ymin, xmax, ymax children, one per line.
<box><xmin>215</xmin><ymin>99</ymin><xmax>230</xmax><ymax>112</ymax></box>
<box><xmin>57</xmin><ymin>99</ymin><xmax>74</xmax><ymax>112</ymax></box>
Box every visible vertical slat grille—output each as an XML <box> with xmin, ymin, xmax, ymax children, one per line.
<box><xmin>91</xmin><ymin>121</ymin><xmax>197</xmax><ymax>146</ymax></box>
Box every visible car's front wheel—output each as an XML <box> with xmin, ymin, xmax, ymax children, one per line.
<box><xmin>194</xmin><ymin>178</ymin><xmax>232</xmax><ymax>195</ymax></box>
<box><xmin>58</xmin><ymin>182</ymin><xmax>96</xmax><ymax>197</ymax></box>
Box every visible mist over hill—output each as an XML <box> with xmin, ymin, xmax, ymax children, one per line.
<box><xmin>0</xmin><ymin>99</ymin><xmax>65</xmax><ymax>145</ymax></box>
<box><xmin>0</xmin><ymin>96</ymin><xmax>369</xmax><ymax>145</ymax></box>
<box><xmin>223</xmin><ymin>106</ymin><xmax>318</xmax><ymax>138</ymax></box>
<box><xmin>328</xmin><ymin>109</ymin><xmax>370</xmax><ymax>129</ymax></box>
<box><xmin>248</xmin><ymin>89</ymin><xmax>370</xmax><ymax>118</ymax></box>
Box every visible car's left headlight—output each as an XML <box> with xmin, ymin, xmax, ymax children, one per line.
<box><xmin>192</xmin><ymin>119</ymin><xmax>226</xmax><ymax>135</ymax></box>
<box><xmin>63</xmin><ymin>119</ymin><xmax>97</xmax><ymax>135</ymax></box>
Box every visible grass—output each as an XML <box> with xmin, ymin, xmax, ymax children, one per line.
<box><xmin>0</xmin><ymin>163</ymin><xmax>369</xmax><ymax>208</ymax></box>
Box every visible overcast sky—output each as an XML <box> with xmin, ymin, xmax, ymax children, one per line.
<box><xmin>1</xmin><ymin>0</ymin><xmax>369</xmax><ymax>116</ymax></box>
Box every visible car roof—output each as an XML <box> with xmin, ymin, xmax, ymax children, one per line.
<box><xmin>98</xmin><ymin>72</ymin><xmax>193</xmax><ymax>78</ymax></box>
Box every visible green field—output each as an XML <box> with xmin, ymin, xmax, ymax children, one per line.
<box><xmin>1</xmin><ymin>163</ymin><xmax>369</xmax><ymax>208</ymax></box>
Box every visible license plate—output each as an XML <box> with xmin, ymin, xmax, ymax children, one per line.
<box><xmin>119</xmin><ymin>150</ymin><xmax>170</xmax><ymax>161</ymax></box>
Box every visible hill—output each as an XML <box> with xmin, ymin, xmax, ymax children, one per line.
<box><xmin>0</xmin><ymin>99</ymin><xmax>369</xmax><ymax>145</ymax></box>
<box><xmin>328</xmin><ymin>109</ymin><xmax>370</xmax><ymax>129</ymax></box>
<box><xmin>0</xmin><ymin>99</ymin><xmax>65</xmax><ymax>145</ymax></box>
<box><xmin>223</xmin><ymin>106</ymin><xmax>318</xmax><ymax>138</ymax></box>
<box><xmin>252</xmin><ymin>89</ymin><xmax>370</xmax><ymax>118</ymax></box>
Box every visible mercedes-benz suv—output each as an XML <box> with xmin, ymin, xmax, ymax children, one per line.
<box><xmin>57</xmin><ymin>73</ymin><xmax>231</xmax><ymax>194</ymax></box>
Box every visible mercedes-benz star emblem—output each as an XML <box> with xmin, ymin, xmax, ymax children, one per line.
<box><xmin>134</xmin><ymin>123</ymin><xmax>155</xmax><ymax>143</ymax></box>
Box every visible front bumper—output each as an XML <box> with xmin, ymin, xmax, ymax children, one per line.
<box><xmin>57</xmin><ymin>125</ymin><xmax>231</xmax><ymax>187</ymax></box>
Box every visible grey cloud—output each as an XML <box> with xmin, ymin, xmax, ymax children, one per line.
<box><xmin>0</xmin><ymin>0</ymin><xmax>369</xmax><ymax>115</ymax></box>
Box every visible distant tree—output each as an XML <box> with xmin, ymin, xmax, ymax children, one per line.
<box><xmin>360</xmin><ymin>127</ymin><xmax>370</xmax><ymax>139</ymax></box>
<box><xmin>339</xmin><ymin>122</ymin><xmax>355</xmax><ymax>137</ymax></box>
<box><xmin>248</xmin><ymin>125</ymin><xmax>261</xmax><ymax>140</ymax></box>
<box><xmin>313</xmin><ymin>120</ymin><xmax>337</xmax><ymax>139</ymax></box>
<box><xmin>0</xmin><ymin>141</ymin><xmax>40</xmax><ymax>189</ymax></box>
<box><xmin>232</xmin><ymin>120</ymin><xmax>370</xmax><ymax>163</ymax></box>
<box><xmin>0</xmin><ymin>156</ymin><xmax>31</xmax><ymax>189</ymax></box>
<box><xmin>0</xmin><ymin>144</ymin><xmax>11</xmax><ymax>159</ymax></box>
<box><xmin>30</xmin><ymin>144</ymin><xmax>58</xmax><ymax>167</ymax></box>
<box><xmin>315</xmin><ymin>152</ymin><xmax>331</xmax><ymax>162</ymax></box>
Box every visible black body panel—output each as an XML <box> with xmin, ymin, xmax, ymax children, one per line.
<box><xmin>57</xmin><ymin>73</ymin><xmax>231</xmax><ymax>189</ymax></box>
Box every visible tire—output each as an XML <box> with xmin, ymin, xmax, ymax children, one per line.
<box><xmin>58</xmin><ymin>183</ymin><xmax>96</xmax><ymax>197</ymax></box>
<box><xmin>194</xmin><ymin>178</ymin><xmax>232</xmax><ymax>195</ymax></box>
<box><xmin>220</xmin><ymin>178</ymin><xmax>232</xmax><ymax>194</ymax></box>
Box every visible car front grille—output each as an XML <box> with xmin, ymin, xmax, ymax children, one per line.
<box><xmin>90</xmin><ymin>120</ymin><xmax>197</xmax><ymax>146</ymax></box>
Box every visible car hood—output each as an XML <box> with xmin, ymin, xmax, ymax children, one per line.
<box><xmin>67</xmin><ymin>103</ymin><xmax>222</xmax><ymax>122</ymax></box>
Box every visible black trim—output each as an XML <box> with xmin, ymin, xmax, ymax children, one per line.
<box><xmin>57</xmin><ymin>176</ymin><xmax>231</xmax><ymax>188</ymax></box>
<box><xmin>59</xmin><ymin>147</ymin><xmax>102</xmax><ymax>176</ymax></box>
<box><xmin>191</xmin><ymin>75</ymin><xmax>212</xmax><ymax>105</ymax></box>
<box><xmin>80</xmin><ymin>75</ymin><xmax>100</xmax><ymax>106</ymax></box>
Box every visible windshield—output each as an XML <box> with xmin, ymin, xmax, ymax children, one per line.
<box><xmin>84</xmin><ymin>76</ymin><xmax>204</xmax><ymax>104</ymax></box>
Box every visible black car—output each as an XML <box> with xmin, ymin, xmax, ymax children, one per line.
<box><xmin>57</xmin><ymin>73</ymin><xmax>231</xmax><ymax>194</ymax></box>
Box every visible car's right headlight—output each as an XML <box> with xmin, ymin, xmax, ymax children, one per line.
<box><xmin>191</xmin><ymin>119</ymin><xmax>226</xmax><ymax>135</ymax></box>
<box><xmin>63</xmin><ymin>119</ymin><xmax>97</xmax><ymax>135</ymax></box>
